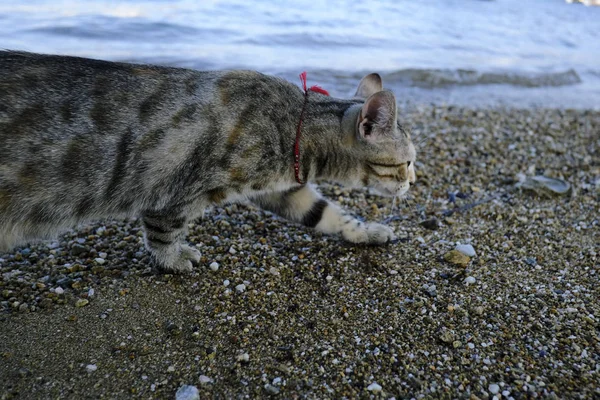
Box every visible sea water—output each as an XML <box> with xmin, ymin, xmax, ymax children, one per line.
<box><xmin>1</xmin><ymin>0</ymin><xmax>599</xmax><ymax>108</ymax></box>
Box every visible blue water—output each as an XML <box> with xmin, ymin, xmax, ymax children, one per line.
<box><xmin>1</xmin><ymin>0</ymin><xmax>599</xmax><ymax>108</ymax></box>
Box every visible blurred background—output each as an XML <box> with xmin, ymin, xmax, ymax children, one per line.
<box><xmin>1</xmin><ymin>0</ymin><xmax>599</xmax><ymax>108</ymax></box>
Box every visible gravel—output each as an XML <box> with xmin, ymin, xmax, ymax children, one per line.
<box><xmin>1</xmin><ymin>106</ymin><xmax>599</xmax><ymax>399</ymax></box>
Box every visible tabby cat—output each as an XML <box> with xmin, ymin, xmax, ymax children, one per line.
<box><xmin>0</xmin><ymin>51</ymin><xmax>416</xmax><ymax>272</ymax></box>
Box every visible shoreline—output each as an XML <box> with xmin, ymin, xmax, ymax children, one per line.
<box><xmin>1</xmin><ymin>105</ymin><xmax>598</xmax><ymax>399</ymax></box>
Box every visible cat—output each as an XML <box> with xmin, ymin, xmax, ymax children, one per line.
<box><xmin>0</xmin><ymin>51</ymin><xmax>416</xmax><ymax>272</ymax></box>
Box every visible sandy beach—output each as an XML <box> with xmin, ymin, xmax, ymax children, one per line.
<box><xmin>1</xmin><ymin>106</ymin><xmax>598</xmax><ymax>399</ymax></box>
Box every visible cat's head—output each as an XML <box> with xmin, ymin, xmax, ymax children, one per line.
<box><xmin>347</xmin><ymin>73</ymin><xmax>416</xmax><ymax>197</ymax></box>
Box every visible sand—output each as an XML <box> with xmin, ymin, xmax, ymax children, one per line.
<box><xmin>1</xmin><ymin>106</ymin><xmax>599</xmax><ymax>399</ymax></box>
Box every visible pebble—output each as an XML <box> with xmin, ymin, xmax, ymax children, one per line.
<box><xmin>367</xmin><ymin>382</ymin><xmax>382</xmax><ymax>392</ymax></box>
<box><xmin>223</xmin><ymin>280</ymin><xmax>230</xmax><ymax>287</ymax></box>
<box><xmin>209</xmin><ymin>262</ymin><xmax>219</xmax><ymax>271</ymax></box>
<box><xmin>520</xmin><ymin>175</ymin><xmax>571</xmax><ymax>197</ymax></box>
<box><xmin>235</xmin><ymin>284</ymin><xmax>246</xmax><ymax>293</ymax></box>
<box><xmin>86</xmin><ymin>364</ymin><xmax>97</xmax><ymax>373</ymax></box>
<box><xmin>75</xmin><ymin>299</ymin><xmax>89</xmax><ymax>307</ymax></box>
<box><xmin>444</xmin><ymin>250</ymin><xmax>470</xmax><ymax>266</ymax></box>
<box><xmin>71</xmin><ymin>244</ymin><xmax>88</xmax><ymax>256</ymax></box>
<box><xmin>94</xmin><ymin>258</ymin><xmax>106</xmax><ymax>265</ymax></box>
<box><xmin>455</xmin><ymin>244</ymin><xmax>476</xmax><ymax>257</ymax></box>
<box><xmin>464</xmin><ymin>276</ymin><xmax>476</xmax><ymax>284</ymax></box>
<box><xmin>237</xmin><ymin>353</ymin><xmax>250</xmax><ymax>362</ymax></box>
<box><xmin>439</xmin><ymin>329</ymin><xmax>455</xmax><ymax>343</ymax></box>
<box><xmin>420</xmin><ymin>218</ymin><xmax>439</xmax><ymax>230</ymax></box>
<box><xmin>489</xmin><ymin>383</ymin><xmax>500</xmax><ymax>394</ymax></box>
<box><xmin>175</xmin><ymin>385</ymin><xmax>200</xmax><ymax>400</ymax></box>
<box><xmin>54</xmin><ymin>287</ymin><xmax>64</xmax><ymax>295</ymax></box>
<box><xmin>264</xmin><ymin>383</ymin><xmax>280</xmax><ymax>395</ymax></box>
<box><xmin>199</xmin><ymin>375</ymin><xmax>212</xmax><ymax>384</ymax></box>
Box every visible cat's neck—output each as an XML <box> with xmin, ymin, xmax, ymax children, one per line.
<box><xmin>298</xmin><ymin>97</ymin><xmax>362</xmax><ymax>184</ymax></box>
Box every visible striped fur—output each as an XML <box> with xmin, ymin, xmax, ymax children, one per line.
<box><xmin>0</xmin><ymin>52</ymin><xmax>416</xmax><ymax>272</ymax></box>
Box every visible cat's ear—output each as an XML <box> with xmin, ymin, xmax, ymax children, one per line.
<box><xmin>357</xmin><ymin>90</ymin><xmax>397</xmax><ymax>141</ymax></box>
<box><xmin>354</xmin><ymin>73</ymin><xmax>383</xmax><ymax>99</ymax></box>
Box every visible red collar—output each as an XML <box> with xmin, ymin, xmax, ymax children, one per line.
<box><xmin>294</xmin><ymin>71</ymin><xmax>330</xmax><ymax>185</ymax></box>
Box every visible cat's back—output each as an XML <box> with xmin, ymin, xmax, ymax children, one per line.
<box><xmin>0</xmin><ymin>51</ymin><xmax>210</xmax><ymax>126</ymax></box>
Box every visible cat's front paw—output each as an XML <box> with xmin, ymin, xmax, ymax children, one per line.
<box><xmin>342</xmin><ymin>221</ymin><xmax>396</xmax><ymax>245</ymax></box>
<box><xmin>158</xmin><ymin>245</ymin><xmax>201</xmax><ymax>273</ymax></box>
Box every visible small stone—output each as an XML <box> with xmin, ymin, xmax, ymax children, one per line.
<box><xmin>71</xmin><ymin>244</ymin><xmax>88</xmax><ymax>256</ymax></box>
<box><xmin>520</xmin><ymin>175</ymin><xmax>571</xmax><ymax>197</ymax></box>
<box><xmin>264</xmin><ymin>383</ymin><xmax>280</xmax><ymax>395</ymax></box>
<box><xmin>439</xmin><ymin>329</ymin><xmax>455</xmax><ymax>343</ymax></box>
<box><xmin>455</xmin><ymin>244</ymin><xmax>476</xmax><ymax>257</ymax></box>
<box><xmin>525</xmin><ymin>257</ymin><xmax>537</xmax><ymax>266</ymax></box>
<box><xmin>199</xmin><ymin>375</ymin><xmax>212</xmax><ymax>384</ymax></box>
<box><xmin>464</xmin><ymin>276</ymin><xmax>476</xmax><ymax>284</ymax></box>
<box><xmin>235</xmin><ymin>284</ymin><xmax>246</xmax><ymax>293</ymax></box>
<box><xmin>420</xmin><ymin>218</ymin><xmax>439</xmax><ymax>230</ymax></box>
<box><xmin>167</xmin><ymin>365</ymin><xmax>175</xmax><ymax>372</ymax></box>
<box><xmin>444</xmin><ymin>250</ymin><xmax>470</xmax><ymax>266</ymax></box>
<box><xmin>269</xmin><ymin>267</ymin><xmax>280</xmax><ymax>276</ymax></box>
<box><xmin>223</xmin><ymin>280</ymin><xmax>230</xmax><ymax>287</ymax></box>
<box><xmin>326</xmin><ymin>275</ymin><xmax>333</xmax><ymax>282</ymax></box>
<box><xmin>236</xmin><ymin>352</ymin><xmax>249</xmax><ymax>362</ymax></box>
<box><xmin>86</xmin><ymin>364</ymin><xmax>97</xmax><ymax>373</ymax></box>
<box><xmin>98</xmin><ymin>252</ymin><xmax>108</xmax><ymax>259</ymax></box>
<box><xmin>75</xmin><ymin>299</ymin><xmax>89</xmax><ymax>307</ymax></box>
<box><xmin>367</xmin><ymin>382</ymin><xmax>383</xmax><ymax>392</ymax></box>
<box><xmin>94</xmin><ymin>258</ymin><xmax>106</xmax><ymax>265</ymax></box>
<box><xmin>209</xmin><ymin>262</ymin><xmax>219</xmax><ymax>271</ymax></box>
<box><xmin>54</xmin><ymin>287</ymin><xmax>65</xmax><ymax>295</ymax></box>
<box><xmin>489</xmin><ymin>384</ymin><xmax>500</xmax><ymax>394</ymax></box>
<box><xmin>228</xmin><ymin>246</ymin><xmax>237</xmax><ymax>255</ymax></box>
<box><xmin>175</xmin><ymin>385</ymin><xmax>200</xmax><ymax>400</ymax></box>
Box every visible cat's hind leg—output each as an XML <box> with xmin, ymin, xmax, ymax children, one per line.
<box><xmin>251</xmin><ymin>185</ymin><xmax>395</xmax><ymax>245</ymax></box>
<box><xmin>141</xmin><ymin>210</ymin><xmax>200</xmax><ymax>273</ymax></box>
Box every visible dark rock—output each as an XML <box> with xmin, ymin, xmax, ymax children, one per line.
<box><xmin>420</xmin><ymin>218</ymin><xmax>439</xmax><ymax>230</ymax></box>
<box><xmin>71</xmin><ymin>244</ymin><xmax>88</xmax><ymax>256</ymax></box>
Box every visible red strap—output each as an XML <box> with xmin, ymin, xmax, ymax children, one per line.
<box><xmin>294</xmin><ymin>72</ymin><xmax>329</xmax><ymax>185</ymax></box>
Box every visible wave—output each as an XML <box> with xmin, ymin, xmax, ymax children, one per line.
<box><xmin>383</xmin><ymin>68</ymin><xmax>582</xmax><ymax>88</ymax></box>
<box><xmin>23</xmin><ymin>18</ymin><xmax>237</xmax><ymax>42</ymax></box>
